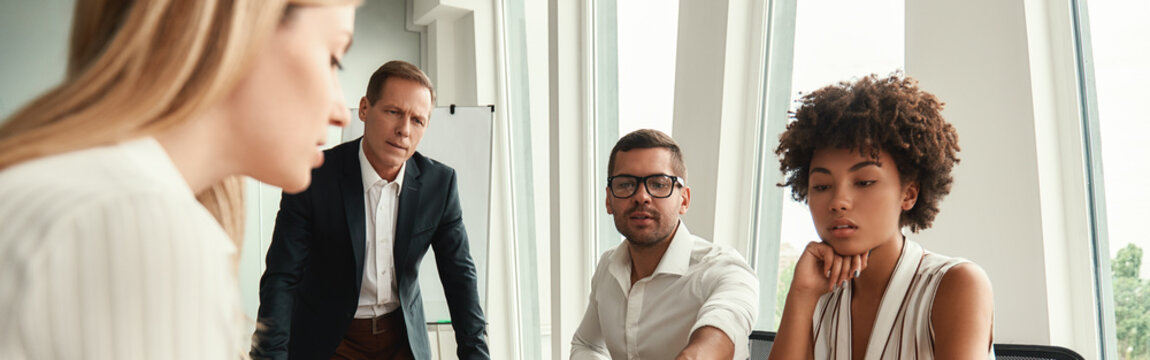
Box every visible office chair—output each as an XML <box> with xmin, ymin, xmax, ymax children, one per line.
<box><xmin>994</xmin><ymin>344</ymin><xmax>1085</xmax><ymax>360</ymax></box>
<box><xmin>749</xmin><ymin>330</ymin><xmax>776</xmax><ymax>359</ymax></box>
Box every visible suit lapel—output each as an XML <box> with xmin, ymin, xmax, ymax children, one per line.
<box><xmin>393</xmin><ymin>155</ymin><xmax>422</xmax><ymax>270</ymax></box>
<box><xmin>339</xmin><ymin>140</ymin><xmax>368</xmax><ymax>288</ymax></box>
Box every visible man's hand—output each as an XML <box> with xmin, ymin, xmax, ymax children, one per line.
<box><xmin>675</xmin><ymin>326</ymin><xmax>734</xmax><ymax>360</ymax></box>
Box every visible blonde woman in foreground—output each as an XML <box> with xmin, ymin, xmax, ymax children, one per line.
<box><xmin>769</xmin><ymin>74</ymin><xmax>994</xmax><ymax>360</ymax></box>
<box><xmin>0</xmin><ymin>0</ymin><xmax>358</xmax><ymax>358</ymax></box>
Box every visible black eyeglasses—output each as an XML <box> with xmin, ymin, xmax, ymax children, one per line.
<box><xmin>607</xmin><ymin>174</ymin><xmax>686</xmax><ymax>199</ymax></box>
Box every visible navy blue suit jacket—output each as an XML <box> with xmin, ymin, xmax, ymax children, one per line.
<box><xmin>252</xmin><ymin>139</ymin><xmax>489</xmax><ymax>360</ymax></box>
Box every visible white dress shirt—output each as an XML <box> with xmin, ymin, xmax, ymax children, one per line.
<box><xmin>571</xmin><ymin>222</ymin><xmax>759</xmax><ymax>360</ymax></box>
<box><xmin>355</xmin><ymin>140</ymin><xmax>404</xmax><ymax>318</ymax></box>
<box><xmin>0</xmin><ymin>137</ymin><xmax>245</xmax><ymax>359</ymax></box>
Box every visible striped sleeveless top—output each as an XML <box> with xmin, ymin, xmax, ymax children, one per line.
<box><xmin>811</xmin><ymin>240</ymin><xmax>994</xmax><ymax>359</ymax></box>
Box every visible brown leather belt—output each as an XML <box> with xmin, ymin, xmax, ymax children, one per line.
<box><xmin>349</xmin><ymin>311</ymin><xmax>404</xmax><ymax>335</ymax></box>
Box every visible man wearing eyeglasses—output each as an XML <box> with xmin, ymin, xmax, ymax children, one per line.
<box><xmin>571</xmin><ymin>129</ymin><xmax>759</xmax><ymax>360</ymax></box>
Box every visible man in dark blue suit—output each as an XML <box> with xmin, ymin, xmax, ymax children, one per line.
<box><xmin>252</xmin><ymin>60</ymin><xmax>488</xmax><ymax>360</ymax></box>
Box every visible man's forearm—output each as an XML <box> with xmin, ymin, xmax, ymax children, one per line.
<box><xmin>442</xmin><ymin>272</ymin><xmax>489</xmax><ymax>359</ymax></box>
<box><xmin>676</xmin><ymin>326</ymin><xmax>734</xmax><ymax>360</ymax></box>
<box><xmin>571</xmin><ymin>342</ymin><xmax>612</xmax><ymax>360</ymax></box>
<box><xmin>435</xmin><ymin>232</ymin><xmax>489</xmax><ymax>359</ymax></box>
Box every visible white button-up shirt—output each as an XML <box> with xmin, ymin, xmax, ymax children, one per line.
<box><xmin>571</xmin><ymin>222</ymin><xmax>759</xmax><ymax>360</ymax></box>
<box><xmin>355</xmin><ymin>140</ymin><xmax>405</xmax><ymax>318</ymax></box>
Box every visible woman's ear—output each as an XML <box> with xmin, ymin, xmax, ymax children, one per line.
<box><xmin>902</xmin><ymin>181</ymin><xmax>919</xmax><ymax>211</ymax></box>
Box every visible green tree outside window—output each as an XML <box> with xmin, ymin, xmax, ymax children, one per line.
<box><xmin>1114</xmin><ymin>243</ymin><xmax>1150</xmax><ymax>360</ymax></box>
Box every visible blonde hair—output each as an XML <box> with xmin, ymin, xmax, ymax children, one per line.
<box><xmin>0</xmin><ymin>0</ymin><xmax>354</xmax><ymax>249</ymax></box>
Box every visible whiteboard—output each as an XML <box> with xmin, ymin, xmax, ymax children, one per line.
<box><xmin>344</xmin><ymin>105</ymin><xmax>493</xmax><ymax>323</ymax></box>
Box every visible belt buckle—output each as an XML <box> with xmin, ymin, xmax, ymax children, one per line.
<box><xmin>371</xmin><ymin>313</ymin><xmax>388</xmax><ymax>335</ymax></box>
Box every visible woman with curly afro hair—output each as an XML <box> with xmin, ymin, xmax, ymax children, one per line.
<box><xmin>769</xmin><ymin>74</ymin><xmax>994</xmax><ymax>360</ymax></box>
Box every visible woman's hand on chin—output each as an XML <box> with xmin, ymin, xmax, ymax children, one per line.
<box><xmin>790</xmin><ymin>241</ymin><xmax>869</xmax><ymax>297</ymax></box>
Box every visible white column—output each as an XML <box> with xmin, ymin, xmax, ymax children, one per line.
<box><xmin>410</xmin><ymin>0</ymin><xmax>498</xmax><ymax>106</ymax></box>
<box><xmin>671</xmin><ymin>0</ymin><xmax>770</xmax><ymax>256</ymax></box>
<box><xmin>549</xmin><ymin>0</ymin><xmax>598</xmax><ymax>358</ymax></box>
<box><xmin>411</xmin><ymin>0</ymin><xmax>468</xmax><ymax>105</ymax></box>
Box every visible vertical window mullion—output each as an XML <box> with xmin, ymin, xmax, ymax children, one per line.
<box><xmin>1071</xmin><ymin>0</ymin><xmax>1117</xmax><ymax>358</ymax></box>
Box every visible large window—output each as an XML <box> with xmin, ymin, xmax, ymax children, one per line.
<box><xmin>596</xmin><ymin>0</ymin><xmax>680</xmax><ymax>253</ymax></box>
<box><xmin>616</xmin><ymin>0</ymin><xmax>678</xmax><ymax>136</ymax></box>
<box><xmin>1082</xmin><ymin>0</ymin><xmax>1150</xmax><ymax>358</ymax></box>
<box><xmin>767</xmin><ymin>0</ymin><xmax>904</xmax><ymax>329</ymax></box>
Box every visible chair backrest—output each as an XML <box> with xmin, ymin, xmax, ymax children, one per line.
<box><xmin>749</xmin><ymin>330</ymin><xmax>776</xmax><ymax>359</ymax></box>
<box><xmin>746</xmin><ymin>334</ymin><xmax>1086</xmax><ymax>359</ymax></box>
<box><xmin>994</xmin><ymin>344</ymin><xmax>1085</xmax><ymax>360</ymax></box>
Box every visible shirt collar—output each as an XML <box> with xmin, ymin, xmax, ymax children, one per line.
<box><xmin>609</xmin><ymin>220</ymin><xmax>694</xmax><ymax>286</ymax></box>
<box><xmin>651</xmin><ymin>221</ymin><xmax>693</xmax><ymax>277</ymax></box>
<box><xmin>132</xmin><ymin>136</ymin><xmax>195</xmax><ymax>197</ymax></box>
<box><xmin>358</xmin><ymin>139</ymin><xmax>406</xmax><ymax>193</ymax></box>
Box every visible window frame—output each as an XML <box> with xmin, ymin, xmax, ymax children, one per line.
<box><xmin>1071</xmin><ymin>0</ymin><xmax>1119</xmax><ymax>358</ymax></box>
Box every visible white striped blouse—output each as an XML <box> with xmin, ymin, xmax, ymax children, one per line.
<box><xmin>0</xmin><ymin>137</ymin><xmax>245</xmax><ymax>359</ymax></box>
<box><xmin>811</xmin><ymin>240</ymin><xmax>995</xmax><ymax>360</ymax></box>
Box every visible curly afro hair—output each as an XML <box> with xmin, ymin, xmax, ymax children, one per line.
<box><xmin>775</xmin><ymin>73</ymin><xmax>960</xmax><ymax>233</ymax></box>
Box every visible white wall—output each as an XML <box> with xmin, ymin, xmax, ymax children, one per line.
<box><xmin>339</xmin><ymin>0</ymin><xmax>422</xmax><ymax>107</ymax></box>
<box><xmin>906</xmin><ymin>0</ymin><xmax>1052</xmax><ymax>346</ymax></box>
<box><xmin>0</xmin><ymin>0</ymin><xmax>73</xmax><ymax>119</ymax></box>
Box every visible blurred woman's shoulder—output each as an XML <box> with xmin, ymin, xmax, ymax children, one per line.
<box><xmin>0</xmin><ymin>137</ymin><xmax>191</xmax><ymax>207</ymax></box>
<box><xmin>0</xmin><ymin>137</ymin><xmax>223</xmax><ymax>250</ymax></box>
